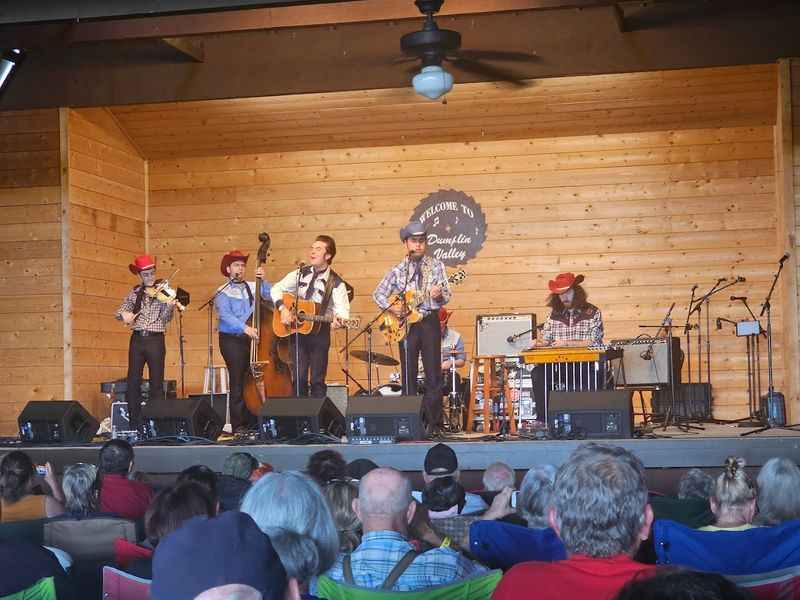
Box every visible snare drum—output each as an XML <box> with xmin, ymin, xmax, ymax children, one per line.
<box><xmin>375</xmin><ymin>383</ymin><xmax>402</xmax><ymax>396</ymax></box>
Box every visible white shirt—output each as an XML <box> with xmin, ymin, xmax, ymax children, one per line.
<box><xmin>270</xmin><ymin>266</ymin><xmax>350</xmax><ymax>319</ymax></box>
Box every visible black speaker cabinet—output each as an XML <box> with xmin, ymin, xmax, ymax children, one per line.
<box><xmin>346</xmin><ymin>395</ymin><xmax>424</xmax><ymax>442</ymax></box>
<box><xmin>141</xmin><ymin>398</ymin><xmax>223</xmax><ymax>441</ymax></box>
<box><xmin>651</xmin><ymin>383</ymin><xmax>711</xmax><ymax>420</ymax></box>
<box><xmin>549</xmin><ymin>390</ymin><xmax>633</xmax><ymax>439</ymax></box>
<box><xmin>258</xmin><ymin>397</ymin><xmax>345</xmax><ymax>440</ymax></box>
<box><xmin>188</xmin><ymin>393</ymin><xmax>228</xmax><ymax>425</ymax></box>
<box><xmin>18</xmin><ymin>401</ymin><xmax>99</xmax><ymax>443</ymax></box>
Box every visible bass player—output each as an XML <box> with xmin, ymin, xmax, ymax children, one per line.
<box><xmin>373</xmin><ymin>221</ymin><xmax>451</xmax><ymax>436</ymax></box>
<box><xmin>270</xmin><ymin>235</ymin><xmax>351</xmax><ymax>399</ymax></box>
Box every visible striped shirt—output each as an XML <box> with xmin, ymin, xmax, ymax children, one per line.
<box><xmin>373</xmin><ymin>256</ymin><xmax>451</xmax><ymax>317</ymax></box>
<box><xmin>116</xmin><ymin>286</ymin><xmax>174</xmax><ymax>333</ymax></box>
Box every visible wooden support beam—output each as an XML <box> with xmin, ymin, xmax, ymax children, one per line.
<box><xmin>160</xmin><ymin>37</ymin><xmax>205</xmax><ymax>62</ymax></box>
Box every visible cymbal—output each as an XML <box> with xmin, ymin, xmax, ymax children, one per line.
<box><xmin>350</xmin><ymin>349</ymin><xmax>399</xmax><ymax>367</ymax></box>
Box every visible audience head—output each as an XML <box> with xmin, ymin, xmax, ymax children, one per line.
<box><xmin>306</xmin><ymin>450</ymin><xmax>347</xmax><ymax>486</ymax></box>
<box><xmin>195</xmin><ymin>584</ymin><xmax>262</xmax><ymax>600</ymax></box>
<box><xmin>0</xmin><ymin>450</ymin><xmax>35</xmax><ymax>503</ymax></box>
<box><xmin>223</xmin><ymin>453</ymin><xmax>259</xmax><ymax>481</ymax></box>
<box><xmin>482</xmin><ymin>462</ymin><xmax>515</xmax><ymax>492</ymax></box>
<box><xmin>710</xmin><ymin>456</ymin><xmax>757</xmax><ymax>527</ymax></box>
<box><xmin>346</xmin><ymin>458</ymin><xmax>379</xmax><ymax>482</ymax></box>
<box><xmin>99</xmin><ymin>439</ymin><xmax>134</xmax><ymax>476</ymax></box>
<box><xmin>677</xmin><ymin>468</ymin><xmax>714</xmax><ymax>501</ymax></box>
<box><xmin>178</xmin><ymin>464</ymin><xmax>219</xmax><ymax>505</ymax></box>
<box><xmin>145</xmin><ymin>481</ymin><xmax>217</xmax><ymax>545</ymax></box>
<box><xmin>755</xmin><ymin>457</ymin><xmax>800</xmax><ymax>526</ymax></box>
<box><xmin>355</xmin><ymin>468</ymin><xmax>415</xmax><ymax>535</ymax></box>
<box><xmin>423</xmin><ymin>443</ymin><xmax>459</xmax><ymax>484</ymax></box>
<box><xmin>240</xmin><ymin>471</ymin><xmax>338</xmax><ymax>582</ymax></box>
<box><xmin>614</xmin><ymin>568</ymin><xmax>751</xmax><ymax>600</ymax></box>
<box><xmin>62</xmin><ymin>462</ymin><xmax>99</xmax><ymax>515</ymax></box>
<box><xmin>250</xmin><ymin>463</ymin><xmax>273</xmax><ymax>482</ymax></box>
<box><xmin>152</xmin><ymin>511</ymin><xmax>293</xmax><ymax>600</ymax></box>
<box><xmin>550</xmin><ymin>443</ymin><xmax>651</xmax><ymax>558</ymax></box>
<box><xmin>323</xmin><ymin>479</ymin><xmax>362</xmax><ymax>553</ymax></box>
<box><xmin>422</xmin><ymin>476</ymin><xmax>466</xmax><ymax>517</ymax></box>
<box><xmin>519</xmin><ymin>464</ymin><xmax>557</xmax><ymax>528</ymax></box>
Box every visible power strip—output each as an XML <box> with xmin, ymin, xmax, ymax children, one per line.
<box><xmin>348</xmin><ymin>435</ymin><xmax>396</xmax><ymax>445</ymax></box>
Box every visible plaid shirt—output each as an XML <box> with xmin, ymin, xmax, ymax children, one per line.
<box><xmin>373</xmin><ymin>256</ymin><xmax>451</xmax><ymax>317</ymax></box>
<box><xmin>541</xmin><ymin>304</ymin><xmax>604</xmax><ymax>345</ymax></box>
<box><xmin>321</xmin><ymin>531</ymin><xmax>485</xmax><ymax>592</ymax></box>
<box><xmin>116</xmin><ymin>285</ymin><xmax>174</xmax><ymax>333</ymax></box>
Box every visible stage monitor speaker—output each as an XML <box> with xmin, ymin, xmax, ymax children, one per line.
<box><xmin>549</xmin><ymin>390</ymin><xmax>633</xmax><ymax>439</ymax></box>
<box><xmin>188</xmin><ymin>393</ymin><xmax>228</xmax><ymax>425</ymax></box>
<box><xmin>651</xmin><ymin>383</ymin><xmax>711</xmax><ymax>420</ymax></box>
<box><xmin>476</xmin><ymin>313</ymin><xmax>536</xmax><ymax>357</ymax></box>
<box><xmin>141</xmin><ymin>398</ymin><xmax>223</xmax><ymax>441</ymax></box>
<box><xmin>617</xmin><ymin>337</ymin><xmax>682</xmax><ymax>386</ymax></box>
<box><xmin>258</xmin><ymin>397</ymin><xmax>345</xmax><ymax>441</ymax></box>
<box><xmin>18</xmin><ymin>401</ymin><xmax>99</xmax><ymax>443</ymax></box>
<box><xmin>346</xmin><ymin>395</ymin><xmax>423</xmax><ymax>442</ymax></box>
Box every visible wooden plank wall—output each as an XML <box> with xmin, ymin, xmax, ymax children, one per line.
<box><xmin>0</xmin><ymin>109</ymin><xmax>63</xmax><ymax>434</ymax></box>
<box><xmin>148</xmin><ymin>66</ymin><xmax>779</xmax><ymax>421</ymax></box>
<box><xmin>67</xmin><ymin>108</ymin><xmax>146</xmax><ymax>418</ymax></box>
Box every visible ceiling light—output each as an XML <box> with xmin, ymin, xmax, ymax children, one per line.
<box><xmin>412</xmin><ymin>65</ymin><xmax>453</xmax><ymax>100</ymax></box>
<box><xmin>0</xmin><ymin>49</ymin><xmax>24</xmax><ymax>95</ymax></box>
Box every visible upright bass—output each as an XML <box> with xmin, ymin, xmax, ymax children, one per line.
<box><xmin>243</xmin><ymin>232</ymin><xmax>293</xmax><ymax>416</ymax></box>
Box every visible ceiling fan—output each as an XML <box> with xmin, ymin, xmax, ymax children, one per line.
<box><xmin>399</xmin><ymin>0</ymin><xmax>537</xmax><ymax>100</ymax></box>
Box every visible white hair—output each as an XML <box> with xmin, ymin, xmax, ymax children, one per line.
<box><xmin>482</xmin><ymin>462</ymin><xmax>515</xmax><ymax>491</ymax></box>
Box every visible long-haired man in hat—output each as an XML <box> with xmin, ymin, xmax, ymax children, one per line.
<box><xmin>116</xmin><ymin>254</ymin><xmax>177</xmax><ymax>429</ymax></box>
<box><xmin>374</xmin><ymin>222</ymin><xmax>451</xmax><ymax>436</ymax></box>
<box><xmin>538</xmin><ymin>272</ymin><xmax>604</xmax><ymax>347</ymax></box>
<box><xmin>270</xmin><ymin>235</ymin><xmax>351</xmax><ymax>399</ymax></box>
<box><xmin>215</xmin><ymin>249</ymin><xmax>271</xmax><ymax>432</ymax></box>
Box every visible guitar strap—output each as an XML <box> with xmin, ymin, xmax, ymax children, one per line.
<box><xmin>319</xmin><ymin>269</ymin><xmax>342</xmax><ymax>316</ymax></box>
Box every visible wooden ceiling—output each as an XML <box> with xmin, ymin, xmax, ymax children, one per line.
<box><xmin>109</xmin><ymin>63</ymin><xmax>777</xmax><ymax>159</ymax></box>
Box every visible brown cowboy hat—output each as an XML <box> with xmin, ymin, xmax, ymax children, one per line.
<box><xmin>129</xmin><ymin>254</ymin><xmax>156</xmax><ymax>275</ymax></box>
<box><xmin>548</xmin><ymin>272</ymin><xmax>585</xmax><ymax>294</ymax></box>
<box><xmin>220</xmin><ymin>249</ymin><xmax>249</xmax><ymax>278</ymax></box>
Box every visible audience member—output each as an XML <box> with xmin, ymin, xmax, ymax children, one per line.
<box><xmin>677</xmin><ymin>468</ymin><xmax>714</xmax><ymax>501</ymax></box>
<box><xmin>0</xmin><ymin>450</ymin><xmax>64</xmax><ymax>521</ymax></box>
<box><xmin>306</xmin><ymin>449</ymin><xmax>347</xmax><ymax>486</ymax></box>
<box><xmin>323</xmin><ymin>467</ymin><xmax>486</xmax><ymax>591</ymax></box>
<box><xmin>178</xmin><ymin>464</ymin><xmax>219</xmax><ymax>510</ymax></box>
<box><xmin>218</xmin><ymin>452</ymin><xmax>258</xmax><ymax>511</ymax></box>
<box><xmin>98</xmin><ymin>439</ymin><xmax>154</xmax><ymax>520</ymax></box>
<box><xmin>250</xmin><ymin>463</ymin><xmax>273</xmax><ymax>482</ymax></box>
<box><xmin>517</xmin><ymin>464</ymin><xmax>556</xmax><ymax>528</ymax></box>
<box><xmin>347</xmin><ymin>458</ymin><xmax>379</xmax><ymax>482</ymax></box>
<box><xmin>323</xmin><ymin>479</ymin><xmax>362</xmax><ymax>553</ymax></box>
<box><xmin>61</xmin><ymin>462</ymin><xmax>99</xmax><ymax>517</ymax></box>
<box><xmin>422</xmin><ymin>476</ymin><xmax>466</xmax><ymax>518</ymax></box>
<box><xmin>700</xmin><ymin>457</ymin><xmax>757</xmax><ymax>531</ymax></box>
<box><xmin>151</xmin><ymin>510</ymin><xmax>295</xmax><ymax>600</ymax></box>
<box><xmin>483</xmin><ymin>462</ymin><xmax>515</xmax><ymax>492</ymax></box>
<box><xmin>241</xmin><ymin>471</ymin><xmax>338</xmax><ymax>587</ymax></box>
<box><xmin>416</xmin><ymin>443</ymin><xmax>488</xmax><ymax>515</ymax></box>
<box><xmin>754</xmin><ymin>456</ymin><xmax>800</xmax><ymax>526</ymax></box>
<box><xmin>492</xmin><ymin>444</ymin><xmax>656</xmax><ymax>600</ymax></box>
<box><xmin>195</xmin><ymin>584</ymin><xmax>263</xmax><ymax>600</ymax></box>
<box><xmin>614</xmin><ymin>568</ymin><xmax>751</xmax><ymax>600</ymax></box>
<box><xmin>0</xmin><ymin>540</ymin><xmax>76</xmax><ymax>599</ymax></box>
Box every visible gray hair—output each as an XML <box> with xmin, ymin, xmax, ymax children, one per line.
<box><xmin>240</xmin><ymin>471</ymin><xmax>338</xmax><ymax>580</ymax></box>
<box><xmin>677</xmin><ymin>468</ymin><xmax>714</xmax><ymax>501</ymax></box>
<box><xmin>519</xmin><ymin>464</ymin><xmax>556</xmax><ymax>529</ymax></box>
<box><xmin>358</xmin><ymin>468</ymin><xmax>412</xmax><ymax>517</ymax></box>
<box><xmin>551</xmin><ymin>443</ymin><xmax>648</xmax><ymax>557</ymax></box>
<box><xmin>62</xmin><ymin>463</ymin><xmax>98</xmax><ymax>515</ymax></box>
<box><xmin>755</xmin><ymin>457</ymin><xmax>800</xmax><ymax>526</ymax></box>
<box><xmin>268</xmin><ymin>528</ymin><xmax>321</xmax><ymax>585</ymax></box>
<box><xmin>482</xmin><ymin>462</ymin><xmax>515</xmax><ymax>492</ymax></box>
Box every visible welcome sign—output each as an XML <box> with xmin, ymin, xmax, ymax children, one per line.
<box><xmin>411</xmin><ymin>189</ymin><xmax>487</xmax><ymax>267</ymax></box>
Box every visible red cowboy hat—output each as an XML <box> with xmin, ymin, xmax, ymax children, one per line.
<box><xmin>220</xmin><ymin>249</ymin><xmax>249</xmax><ymax>278</ymax></box>
<box><xmin>129</xmin><ymin>254</ymin><xmax>156</xmax><ymax>275</ymax></box>
<box><xmin>548</xmin><ymin>272</ymin><xmax>585</xmax><ymax>294</ymax></box>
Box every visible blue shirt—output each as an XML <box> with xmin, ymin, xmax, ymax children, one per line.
<box><xmin>321</xmin><ymin>530</ymin><xmax>485</xmax><ymax>592</ymax></box>
<box><xmin>215</xmin><ymin>280</ymin><xmax>272</xmax><ymax>334</ymax></box>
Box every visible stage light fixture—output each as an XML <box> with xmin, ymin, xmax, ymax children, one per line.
<box><xmin>0</xmin><ymin>49</ymin><xmax>24</xmax><ymax>94</ymax></box>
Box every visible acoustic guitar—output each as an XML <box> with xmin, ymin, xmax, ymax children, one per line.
<box><xmin>379</xmin><ymin>268</ymin><xmax>467</xmax><ymax>343</ymax></box>
<box><xmin>272</xmin><ymin>293</ymin><xmax>360</xmax><ymax>338</ymax></box>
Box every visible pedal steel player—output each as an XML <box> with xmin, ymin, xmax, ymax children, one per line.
<box><xmin>270</xmin><ymin>235</ymin><xmax>351</xmax><ymax>399</ymax></box>
<box><xmin>537</xmin><ymin>272</ymin><xmax>604</xmax><ymax>347</ymax></box>
<box><xmin>116</xmin><ymin>254</ymin><xmax>176</xmax><ymax>430</ymax></box>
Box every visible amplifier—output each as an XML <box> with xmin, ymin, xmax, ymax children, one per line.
<box><xmin>549</xmin><ymin>390</ymin><xmax>633</xmax><ymax>439</ymax></box>
<box><xmin>346</xmin><ymin>395</ymin><xmax>423</xmax><ymax>442</ymax></box>
<box><xmin>611</xmin><ymin>337</ymin><xmax>681</xmax><ymax>387</ymax></box>
<box><xmin>476</xmin><ymin>313</ymin><xmax>536</xmax><ymax>357</ymax></box>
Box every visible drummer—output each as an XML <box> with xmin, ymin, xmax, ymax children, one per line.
<box><xmin>439</xmin><ymin>308</ymin><xmax>466</xmax><ymax>371</ymax></box>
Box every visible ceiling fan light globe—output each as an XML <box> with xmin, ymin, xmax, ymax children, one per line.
<box><xmin>412</xmin><ymin>65</ymin><xmax>453</xmax><ymax>100</ymax></box>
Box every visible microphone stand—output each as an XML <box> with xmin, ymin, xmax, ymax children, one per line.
<box><xmin>197</xmin><ymin>279</ymin><xmax>235</xmax><ymax>433</ymax></box>
<box><xmin>293</xmin><ymin>266</ymin><xmax>303</xmax><ymax>397</ymax></box>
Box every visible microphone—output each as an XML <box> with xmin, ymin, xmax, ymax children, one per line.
<box><xmin>716</xmin><ymin>318</ymin><xmax>722</xmax><ymax>330</ymax></box>
<box><xmin>295</xmin><ymin>261</ymin><xmax>306</xmax><ymax>268</ymax></box>
<box><xmin>717</xmin><ymin>277</ymin><xmax>727</xmax><ymax>283</ymax></box>
<box><xmin>780</xmin><ymin>252</ymin><xmax>790</xmax><ymax>264</ymax></box>
<box><xmin>731</xmin><ymin>296</ymin><xmax>747</xmax><ymax>302</ymax></box>
<box><xmin>506</xmin><ymin>335</ymin><xmax>517</xmax><ymax>343</ymax></box>
<box><xmin>691</xmin><ymin>284</ymin><xmax>698</xmax><ymax>292</ymax></box>
<box><xmin>640</xmin><ymin>349</ymin><xmax>652</xmax><ymax>361</ymax></box>
<box><xmin>736</xmin><ymin>276</ymin><xmax>746</xmax><ymax>283</ymax></box>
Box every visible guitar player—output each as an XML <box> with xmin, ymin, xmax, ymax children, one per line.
<box><xmin>373</xmin><ymin>221</ymin><xmax>452</xmax><ymax>436</ymax></box>
<box><xmin>270</xmin><ymin>235</ymin><xmax>351</xmax><ymax>398</ymax></box>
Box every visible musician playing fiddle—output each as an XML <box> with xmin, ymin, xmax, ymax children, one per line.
<box><xmin>215</xmin><ymin>249</ymin><xmax>270</xmax><ymax>433</ymax></box>
<box><xmin>537</xmin><ymin>272</ymin><xmax>604</xmax><ymax>347</ymax></box>
<box><xmin>116</xmin><ymin>254</ymin><xmax>176</xmax><ymax>430</ymax></box>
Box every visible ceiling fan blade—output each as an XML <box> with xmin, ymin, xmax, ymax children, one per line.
<box><xmin>446</xmin><ymin>57</ymin><xmax>529</xmax><ymax>87</ymax></box>
<box><xmin>453</xmin><ymin>49</ymin><xmax>539</xmax><ymax>63</ymax></box>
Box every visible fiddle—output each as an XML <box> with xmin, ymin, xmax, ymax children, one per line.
<box><xmin>144</xmin><ymin>281</ymin><xmax>186</xmax><ymax>311</ymax></box>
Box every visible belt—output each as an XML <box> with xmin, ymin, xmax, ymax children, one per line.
<box><xmin>132</xmin><ymin>330</ymin><xmax>163</xmax><ymax>337</ymax></box>
<box><xmin>220</xmin><ymin>332</ymin><xmax>248</xmax><ymax>338</ymax></box>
